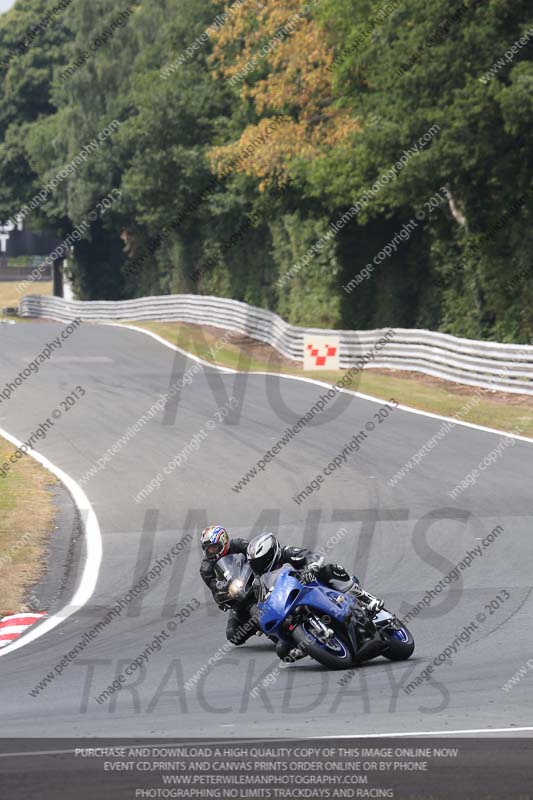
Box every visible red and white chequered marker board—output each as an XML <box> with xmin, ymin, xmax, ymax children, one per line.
<box><xmin>303</xmin><ymin>335</ymin><xmax>340</xmax><ymax>371</ymax></box>
<box><xmin>0</xmin><ymin>612</ymin><xmax>47</xmax><ymax>647</ymax></box>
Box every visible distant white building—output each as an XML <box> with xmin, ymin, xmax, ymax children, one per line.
<box><xmin>0</xmin><ymin>216</ymin><xmax>23</xmax><ymax>253</ymax></box>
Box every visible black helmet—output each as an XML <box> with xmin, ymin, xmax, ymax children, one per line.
<box><xmin>246</xmin><ymin>533</ymin><xmax>281</xmax><ymax>575</ymax></box>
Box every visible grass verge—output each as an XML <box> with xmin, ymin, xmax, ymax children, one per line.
<box><xmin>0</xmin><ymin>281</ymin><xmax>52</xmax><ymax>320</ymax></box>
<box><xmin>132</xmin><ymin>321</ymin><xmax>533</xmax><ymax>439</ymax></box>
<box><xmin>0</xmin><ymin>435</ymin><xmax>58</xmax><ymax>616</ymax></box>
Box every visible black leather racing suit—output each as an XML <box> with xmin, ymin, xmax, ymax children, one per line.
<box><xmin>200</xmin><ymin>538</ymin><xmax>256</xmax><ymax>645</ymax></box>
<box><xmin>275</xmin><ymin>546</ymin><xmax>359</xmax><ymax>592</ymax></box>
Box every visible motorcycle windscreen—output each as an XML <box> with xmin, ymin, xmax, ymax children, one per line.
<box><xmin>214</xmin><ymin>553</ymin><xmax>245</xmax><ymax>582</ymax></box>
<box><xmin>257</xmin><ymin>566</ymin><xmax>290</xmax><ymax>598</ymax></box>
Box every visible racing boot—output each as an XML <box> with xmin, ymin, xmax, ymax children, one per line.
<box><xmin>327</xmin><ymin>567</ymin><xmax>385</xmax><ymax>616</ymax></box>
<box><xmin>356</xmin><ymin>591</ymin><xmax>384</xmax><ymax>616</ymax></box>
<box><xmin>345</xmin><ymin>578</ymin><xmax>384</xmax><ymax>616</ymax></box>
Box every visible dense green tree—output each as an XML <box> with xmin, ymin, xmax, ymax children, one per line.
<box><xmin>0</xmin><ymin>0</ymin><xmax>72</xmax><ymax>220</ymax></box>
<box><xmin>0</xmin><ymin>0</ymin><xmax>531</xmax><ymax>339</ymax></box>
<box><xmin>317</xmin><ymin>0</ymin><xmax>533</xmax><ymax>339</ymax></box>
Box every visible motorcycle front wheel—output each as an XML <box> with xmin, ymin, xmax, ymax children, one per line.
<box><xmin>292</xmin><ymin>618</ymin><xmax>354</xmax><ymax>670</ymax></box>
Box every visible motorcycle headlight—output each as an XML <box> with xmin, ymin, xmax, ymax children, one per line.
<box><xmin>228</xmin><ymin>578</ymin><xmax>245</xmax><ymax>598</ymax></box>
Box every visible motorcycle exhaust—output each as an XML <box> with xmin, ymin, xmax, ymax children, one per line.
<box><xmin>353</xmin><ymin>637</ymin><xmax>387</xmax><ymax>664</ymax></box>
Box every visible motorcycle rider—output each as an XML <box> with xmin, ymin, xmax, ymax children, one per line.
<box><xmin>246</xmin><ymin>532</ymin><xmax>384</xmax><ymax>661</ymax></box>
<box><xmin>200</xmin><ymin>525</ymin><xmax>256</xmax><ymax>646</ymax></box>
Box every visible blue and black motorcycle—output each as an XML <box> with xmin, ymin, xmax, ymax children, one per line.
<box><xmin>255</xmin><ymin>565</ymin><xmax>414</xmax><ymax>669</ymax></box>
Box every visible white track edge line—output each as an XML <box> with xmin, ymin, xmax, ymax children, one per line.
<box><xmin>108</xmin><ymin>322</ymin><xmax>533</xmax><ymax>445</ymax></box>
<box><xmin>0</xmin><ymin>726</ymin><xmax>532</xmax><ymax>757</ymax></box>
<box><xmin>312</xmin><ymin>725</ymin><xmax>533</xmax><ymax>738</ymax></box>
<box><xmin>0</xmin><ymin>425</ymin><xmax>102</xmax><ymax>657</ymax></box>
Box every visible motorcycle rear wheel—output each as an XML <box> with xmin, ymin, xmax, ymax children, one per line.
<box><xmin>380</xmin><ymin>623</ymin><xmax>415</xmax><ymax>661</ymax></box>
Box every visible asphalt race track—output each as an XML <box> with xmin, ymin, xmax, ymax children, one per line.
<box><xmin>1</xmin><ymin>320</ymin><xmax>532</xmax><ymax>738</ymax></box>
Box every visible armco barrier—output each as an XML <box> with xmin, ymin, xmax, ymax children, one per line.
<box><xmin>18</xmin><ymin>293</ymin><xmax>533</xmax><ymax>395</ymax></box>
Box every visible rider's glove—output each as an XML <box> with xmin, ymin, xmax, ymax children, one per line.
<box><xmin>214</xmin><ymin>582</ymin><xmax>229</xmax><ymax>606</ymax></box>
<box><xmin>300</xmin><ymin>565</ymin><xmax>319</xmax><ymax>584</ymax></box>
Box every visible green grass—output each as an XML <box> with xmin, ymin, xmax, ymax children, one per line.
<box><xmin>133</xmin><ymin>321</ymin><xmax>533</xmax><ymax>439</ymax></box>
<box><xmin>0</xmin><ymin>436</ymin><xmax>57</xmax><ymax>615</ymax></box>
<box><xmin>0</xmin><ymin>280</ymin><xmax>53</xmax><ymax>319</ymax></box>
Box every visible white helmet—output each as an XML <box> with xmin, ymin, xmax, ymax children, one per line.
<box><xmin>246</xmin><ymin>533</ymin><xmax>281</xmax><ymax>575</ymax></box>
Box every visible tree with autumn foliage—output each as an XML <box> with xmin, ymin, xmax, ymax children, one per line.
<box><xmin>208</xmin><ymin>0</ymin><xmax>359</xmax><ymax>189</ymax></box>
